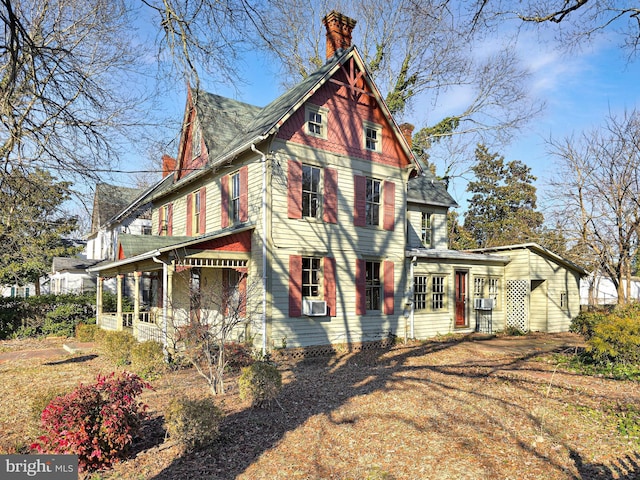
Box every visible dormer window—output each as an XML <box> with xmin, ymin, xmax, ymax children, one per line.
<box><xmin>306</xmin><ymin>104</ymin><xmax>328</xmax><ymax>139</ymax></box>
<box><xmin>192</xmin><ymin>118</ymin><xmax>202</xmax><ymax>159</ymax></box>
<box><xmin>363</xmin><ymin>121</ymin><xmax>382</xmax><ymax>152</ymax></box>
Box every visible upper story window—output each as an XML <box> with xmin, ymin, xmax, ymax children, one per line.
<box><xmin>302</xmin><ymin>165</ymin><xmax>321</xmax><ymax>218</ymax></box>
<box><xmin>365</xmin><ymin>261</ymin><xmax>381</xmax><ymax>311</ymax></box>
<box><xmin>192</xmin><ymin>118</ymin><xmax>202</xmax><ymax>159</ymax></box>
<box><xmin>141</xmin><ymin>225</ymin><xmax>152</xmax><ymax>235</ymax></box>
<box><xmin>231</xmin><ymin>171</ymin><xmax>241</xmax><ymax>224</ymax></box>
<box><xmin>193</xmin><ymin>190</ymin><xmax>201</xmax><ymax>234</ymax></box>
<box><xmin>366</xmin><ymin>177</ymin><xmax>381</xmax><ymax>226</ymax></box>
<box><xmin>363</xmin><ymin>121</ymin><xmax>382</xmax><ymax>152</ymax></box>
<box><xmin>422</xmin><ymin>212</ymin><xmax>432</xmax><ymax>248</ymax></box>
<box><xmin>306</xmin><ymin>104</ymin><xmax>328</xmax><ymax>139</ymax></box>
<box><xmin>302</xmin><ymin>257</ymin><xmax>321</xmax><ymax>297</ymax></box>
<box><xmin>159</xmin><ymin>203</ymin><xmax>172</xmax><ymax>236</ymax></box>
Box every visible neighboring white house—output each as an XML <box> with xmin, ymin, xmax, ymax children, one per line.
<box><xmin>580</xmin><ymin>274</ymin><xmax>640</xmax><ymax>306</ymax></box>
<box><xmin>50</xmin><ymin>257</ymin><xmax>101</xmax><ymax>294</ymax></box>
<box><xmin>85</xmin><ymin>183</ymin><xmax>153</xmax><ymax>262</ymax></box>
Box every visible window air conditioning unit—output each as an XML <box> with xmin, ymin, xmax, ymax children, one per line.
<box><xmin>303</xmin><ymin>299</ymin><xmax>327</xmax><ymax>316</ymax></box>
<box><xmin>474</xmin><ymin>298</ymin><xmax>494</xmax><ymax>310</ymax></box>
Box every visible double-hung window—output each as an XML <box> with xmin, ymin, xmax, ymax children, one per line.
<box><xmin>432</xmin><ymin>275</ymin><xmax>446</xmax><ymax>310</ymax></box>
<box><xmin>193</xmin><ymin>190</ymin><xmax>201</xmax><ymax>234</ymax></box>
<box><xmin>302</xmin><ymin>257</ymin><xmax>321</xmax><ymax>297</ymax></box>
<box><xmin>414</xmin><ymin>276</ymin><xmax>429</xmax><ymax>311</ymax></box>
<box><xmin>366</xmin><ymin>177</ymin><xmax>381</xmax><ymax>226</ymax></box>
<box><xmin>366</xmin><ymin>261</ymin><xmax>381</xmax><ymax>311</ymax></box>
<box><xmin>230</xmin><ymin>171</ymin><xmax>241</xmax><ymax>224</ymax></box>
<box><xmin>364</xmin><ymin>121</ymin><xmax>382</xmax><ymax>152</ymax></box>
<box><xmin>306</xmin><ymin>105</ymin><xmax>328</xmax><ymax>139</ymax></box>
<box><xmin>302</xmin><ymin>165</ymin><xmax>321</xmax><ymax>218</ymax></box>
<box><xmin>422</xmin><ymin>212</ymin><xmax>432</xmax><ymax>247</ymax></box>
<box><xmin>474</xmin><ymin>276</ymin><xmax>500</xmax><ymax>309</ymax></box>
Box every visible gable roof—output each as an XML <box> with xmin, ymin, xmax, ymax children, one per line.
<box><xmin>91</xmin><ymin>183</ymin><xmax>146</xmax><ymax>232</ymax></box>
<box><xmin>175</xmin><ymin>46</ymin><xmax>421</xmax><ymax>189</ymax></box>
<box><xmin>468</xmin><ymin>243</ymin><xmax>589</xmax><ymax>275</ymax></box>
<box><xmin>407</xmin><ymin>172</ymin><xmax>458</xmax><ymax>208</ymax></box>
<box><xmin>52</xmin><ymin>256</ymin><xmax>100</xmax><ymax>273</ymax></box>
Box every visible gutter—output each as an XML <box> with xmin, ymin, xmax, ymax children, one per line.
<box><xmin>251</xmin><ymin>138</ymin><xmax>269</xmax><ymax>356</ymax></box>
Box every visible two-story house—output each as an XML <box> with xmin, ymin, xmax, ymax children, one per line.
<box><xmin>89</xmin><ymin>11</ymin><xmax>586</xmax><ymax>351</ymax></box>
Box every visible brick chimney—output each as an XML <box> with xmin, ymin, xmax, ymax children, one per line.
<box><xmin>322</xmin><ymin>11</ymin><xmax>357</xmax><ymax>60</ymax></box>
<box><xmin>162</xmin><ymin>154</ymin><xmax>176</xmax><ymax>178</ymax></box>
<box><xmin>399</xmin><ymin>123</ymin><xmax>414</xmax><ymax>149</ymax></box>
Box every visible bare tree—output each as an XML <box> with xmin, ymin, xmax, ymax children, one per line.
<box><xmin>167</xmin><ymin>267</ymin><xmax>259</xmax><ymax>395</ymax></box>
<box><xmin>254</xmin><ymin>0</ymin><xmax>542</xmax><ymax>180</ymax></box>
<box><xmin>468</xmin><ymin>1</ymin><xmax>640</xmax><ymax>57</ymax></box>
<box><xmin>548</xmin><ymin>109</ymin><xmax>640</xmax><ymax>304</ymax></box>
<box><xmin>0</xmin><ymin>0</ymin><xmax>146</xmax><ymax>185</ymax></box>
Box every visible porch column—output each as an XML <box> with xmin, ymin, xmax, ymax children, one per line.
<box><xmin>133</xmin><ymin>271</ymin><xmax>141</xmax><ymax>339</ymax></box>
<box><xmin>96</xmin><ymin>276</ymin><xmax>103</xmax><ymax>327</ymax></box>
<box><xmin>166</xmin><ymin>263</ymin><xmax>174</xmax><ymax>346</ymax></box>
<box><xmin>116</xmin><ymin>274</ymin><xmax>124</xmax><ymax>331</ymax></box>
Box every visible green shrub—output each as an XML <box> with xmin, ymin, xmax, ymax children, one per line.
<box><xmin>570</xmin><ymin>311</ymin><xmax>607</xmax><ymax>340</ymax></box>
<box><xmin>42</xmin><ymin>304</ymin><xmax>88</xmax><ymax>337</ymax></box>
<box><xmin>588</xmin><ymin>315</ymin><xmax>640</xmax><ymax>365</ymax></box>
<box><xmin>238</xmin><ymin>361</ymin><xmax>282</xmax><ymax>407</ymax></box>
<box><xmin>75</xmin><ymin>323</ymin><xmax>98</xmax><ymax>342</ymax></box>
<box><xmin>101</xmin><ymin>291</ymin><xmax>133</xmax><ymax>313</ymax></box>
<box><xmin>97</xmin><ymin>330</ymin><xmax>137</xmax><ymax>366</ymax></box>
<box><xmin>131</xmin><ymin>340</ymin><xmax>166</xmax><ymax>380</ymax></box>
<box><xmin>164</xmin><ymin>396</ymin><xmax>223</xmax><ymax>451</ymax></box>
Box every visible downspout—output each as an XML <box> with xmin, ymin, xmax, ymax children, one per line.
<box><xmin>152</xmin><ymin>254</ymin><xmax>169</xmax><ymax>358</ymax></box>
<box><xmin>410</xmin><ymin>255</ymin><xmax>416</xmax><ymax>339</ymax></box>
<box><xmin>251</xmin><ymin>141</ymin><xmax>269</xmax><ymax>356</ymax></box>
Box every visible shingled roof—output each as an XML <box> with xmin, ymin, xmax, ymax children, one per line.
<box><xmin>407</xmin><ymin>173</ymin><xmax>458</xmax><ymax>208</ymax></box>
<box><xmin>90</xmin><ymin>183</ymin><xmax>146</xmax><ymax>233</ymax></box>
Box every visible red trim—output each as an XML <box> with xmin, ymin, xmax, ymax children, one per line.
<box><xmin>383</xmin><ymin>260</ymin><xmax>394</xmax><ymax>315</ymax></box>
<box><xmin>220</xmin><ymin>175</ymin><xmax>229</xmax><ymax>228</ymax></box>
<box><xmin>324</xmin><ymin>256</ymin><xmax>336</xmax><ymax>317</ymax></box>
<box><xmin>186</xmin><ymin>193</ymin><xmax>193</xmax><ymax>236</ymax></box>
<box><xmin>199</xmin><ymin>187</ymin><xmax>206</xmax><ymax>234</ymax></box>
<box><xmin>354</xmin><ymin>175</ymin><xmax>366</xmax><ymax>227</ymax></box>
<box><xmin>383</xmin><ymin>181</ymin><xmax>395</xmax><ymax>231</ymax></box>
<box><xmin>323</xmin><ymin>168</ymin><xmax>338</xmax><ymax>223</ymax></box>
<box><xmin>239</xmin><ymin>166</ymin><xmax>248</xmax><ymax>222</ymax></box>
<box><xmin>118</xmin><ymin>244</ymin><xmax>125</xmax><ymax>260</ymax></box>
<box><xmin>355</xmin><ymin>258</ymin><xmax>366</xmax><ymax>315</ymax></box>
<box><xmin>288</xmin><ymin>160</ymin><xmax>302</xmax><ymax>219</ymax></box>
<box><xmin>167</xmin><ymin>203</ymin><xmax>173</xmax><ymax>236</ymax></box>
<box><xmin>289</xmin><ymin>255</ymin><xmax>302</xmax><ymax>317</ymax></box>
<box><xmin>197</xmin><ymin>230</ymin><xmax>252</xmax><ymax>252</ymax></box>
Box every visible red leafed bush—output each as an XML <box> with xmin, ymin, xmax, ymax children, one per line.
<box><xmin>31</xmin><ymin>372</ymin><xmax>151</xmax><ymax>472</ymax></box>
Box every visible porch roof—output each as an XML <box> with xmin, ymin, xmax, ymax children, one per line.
<box><xmin>87</xmin><ymin>224</ymin><xmax>255</xmax><ymax>276</ymax></box>
<box><xmin>406</xmin><ymin>248</ymin><xmax>510</xmax><ymax>264</ymax></box>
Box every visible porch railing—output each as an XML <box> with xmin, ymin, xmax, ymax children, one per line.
<box><xmin>100</xmin><ymin>311</ymin><xmax>156</xmax><ymax>330</ymax></box>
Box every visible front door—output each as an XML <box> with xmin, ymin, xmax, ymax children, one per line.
<box><xmin>455</xmin><ymin>271</ymin><xmax>467</xmax><ymax>327</ymax></box>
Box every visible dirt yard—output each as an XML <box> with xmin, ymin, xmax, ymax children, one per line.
<box><xmin>1</xmin><ymin>333</ymin><xmax>638</xmax><ymax>479</ymax></box>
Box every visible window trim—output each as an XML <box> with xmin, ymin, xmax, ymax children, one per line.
<box><xmin>431</xmin><ymin>275</ymin><xmax>446</xmax><ymax>310</ymax></box>
<box><xmin>230</xmin><ymin>171</ymin><xmax>241</xmax><ymax>224</ymax></box>
<box><xmin>365</xmin><ymin>177</ymin><xmax>381</xmax><ymax>227</ymax></box>
<box><xmin>421</xmin><ymin>212</ymin><xmax>432</xmax><ymax>248</ymax></box>
<box><xmin>305</xmin><ymin>104</ymin><xmax>328</xmax><ymax>139</ymax></box>
<box><xmin>302</xmin><ymin>257</ymin><xmax>322</xmax><ymax>298</ymax></box>
<box><xmin>192</xmin><ymin>117</ymin><xmax>202</xmax><ymax>159</ymax></box>
<box><xmin>363</xmin><ymin>121</ymin><xmax>382</xmax><ymax>153</ymax></box>
<box><xmin>302</xmin><ymin>164</ymin><xmax>322</xmax><ymax>219</ymax></box>
<box><xmin>365</xmin><ymin>261</ymin><xmax>381</xmax><ymax>311</ymax></box>
<box><xmin>414</xmin><ymin>275</ymin><xmax>429</xmax><ymax>311</ymax></box>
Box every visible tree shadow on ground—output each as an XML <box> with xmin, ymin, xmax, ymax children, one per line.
<box><xmin>570</xmin><ymin>450</ymin><xmax>639</xmax><ymax>479</ymax></box>
<box><xmin>148</xmin><ymin>335</ymin><xmax>636</xmax><ymax>479</ymax></box>
<box><xmin>44</xmin><ymin>354</ymin><xmax>98</xmax><ymax>365</ymax></box>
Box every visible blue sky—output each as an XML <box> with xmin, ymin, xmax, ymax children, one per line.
<box><xmin>116</xmin><ymin>24</ymin><xmax>640</xmax><ymax>223</ymax></box>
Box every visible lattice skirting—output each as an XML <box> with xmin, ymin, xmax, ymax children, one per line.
<box><xmin>272</xmin><ymin>338</ymin><xmax>395</xmax><ymax>361</ymax></box>
<box><xmin>506</xmin><ymin>280</ymin><xmax>529</xmax><ymax>332</ymax></box>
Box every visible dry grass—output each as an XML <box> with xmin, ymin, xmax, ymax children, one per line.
<box><xmin>1</xmin><ymin>333</ymin><xmax>638</xmax><ymax>479</ymax></box>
